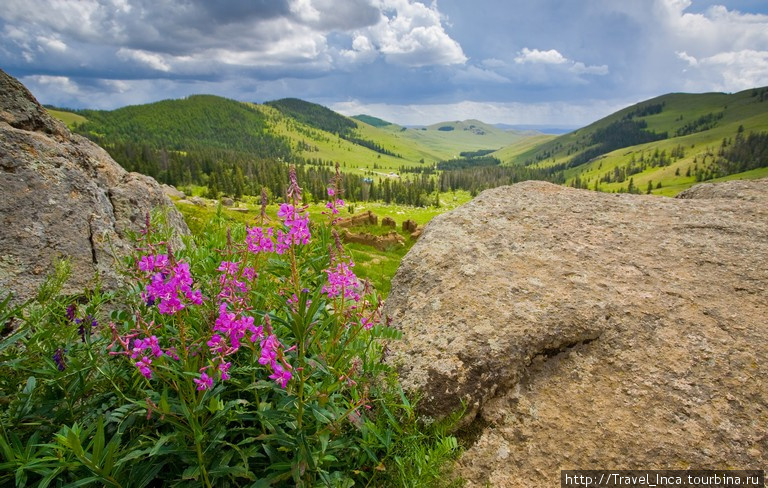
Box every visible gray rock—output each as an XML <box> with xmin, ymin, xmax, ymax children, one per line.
<box><xmin>161</xmin><ymin>184</ymin><xmax>186</xmax><ymax>199</ymax></box>
<box><xmin>189</xmin><ymin>196</ymin><xmax>207</xmax><ymax>207</ymax></box>
<box><xmin>383</xmin><ymin>179</ymin><xmax>768</xmax><ymax>487</ymax></box>
<box><xmin>0</xmin><ymin>69</ymin><xmax>188</xmax><ymax>302</ymax></box>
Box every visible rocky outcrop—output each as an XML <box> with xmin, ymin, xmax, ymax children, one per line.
<box><xmin>401</xmin><ymin>219</ymin><xmax>418</xmax><ymax>233</ymax></box>
<box><xmin>382</xmin><ymin>216</ymin><xmax>396</xmax><ymax>228</ymax></box>
<box><xmin>340</xmin><ymin>229</ymin><xmax>404</xmax><ymax>251</ymax></box>
<box><xmin>161</xmin><ymin>184</ymin><xmax>186</xmax><ymax>199</ymax></box>
<box><xmin>338</xmin><ymin>210</ymin><xmax>378</xmax><ymax>227</ymax></box>
<box><xmin>383</xmin><ymin>179</ymin><xmax>768</xmax><ymax>487</ymax></box>
<box><xmin>0</xmin><ymin>69</ymin><xmax>188</xmax><ymax>302</ymax></box>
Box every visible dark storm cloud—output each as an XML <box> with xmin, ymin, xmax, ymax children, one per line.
<box><xmin>1</xmin><ymin>0</ymin><xmax>766</xmax><ymax>125</ymax></box>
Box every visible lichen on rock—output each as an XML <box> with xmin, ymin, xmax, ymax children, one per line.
<box><xmin>0</xmin><ymin>69</ymin><xmax>189</xmax><ymax>302</ymax></box>
<box><xmin>383</xmin><ymin>179</ymin><xmax>768</xmax><ymax>487</ymax></box>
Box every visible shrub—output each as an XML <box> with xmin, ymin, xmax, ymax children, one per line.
<box><xmin>0</xmin><ymin>167</ymin><xmax>460</xmax><ymax>487</ymax></box>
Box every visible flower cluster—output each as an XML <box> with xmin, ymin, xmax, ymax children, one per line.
<box><xmin>195</xmin><ymin>260</ymin><xmax>293</xmax><ymax>391</ymax></box>
<box><xmin>323</xmin><ymin>261</ymin><xmax>362</xmax><ymax>302</ymax></box>
<box><xmin>276</xmin><ymin>204</ymin><xmax>311</xmax><ymax>253</ymax></box>
<box><xmin>245</xmin><ymin>204</ymin><xmax>311</xmax><ymax>256</ymax></box>
<box><xmin>324</xmin><ymin>187</ymin><xmax>345</xmax><ymax>216</ymax></box>
<box><xmin>107</xmin><ymin>323</ymin><xmax>179</xmax><ymax>380</ymax></box>
<box><xmin>245</xmin><ymin>226</ymin><xmax>275</xmax><ymax>254</ymax></box>
<box><xmin>138</xmin><ymin>255</ymin><xmax>203</xmax><ymax>314</ymax></box>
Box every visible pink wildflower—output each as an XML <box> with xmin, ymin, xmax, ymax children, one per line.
<box><xmin>269</xmin><ymin>362</ymin><xmax>292</xmax><ymax>389</ymax></box>
<box><xmin>194</xmin><ymin>372</ymin><xmax>213</xmax><ymax>391</ymax></box>
<box><xmin>323</xmin><ymin>261</ymin><xmax>362</xmax><ymax>301</ymax></box>
<box><xmin>219</xmin><ymin>361</ymin><xmax>232</xmax><ymax>381</ymax></box>
<box><xmin>246</xmin><ymin>227</ymin><xmax>275</xmax><ymax>254</ymax></box>
<box><xmin>259</xmin><ymin>334</ymin><xmax>279</xmax><ymax>366</ymax></box>
<box><xmin>217</xmin><ymin>261</ymin><xmax>240</xmax><ymax>276</ymax></box>
<box><xmin>136</xmin><ymin>356</ymin><xmax>153</xmax><ymax>379</ymax></box>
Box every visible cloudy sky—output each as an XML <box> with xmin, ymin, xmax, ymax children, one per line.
<box><xmin>2</xmin><ymin>0</ymin><xmax>767</xmax><ymax>127</ymax></box>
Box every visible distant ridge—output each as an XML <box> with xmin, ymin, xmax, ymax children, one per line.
<box><xmin>353</xmin><ymin>114</ymin><xmax>394</xmax><ymax>128</ymax></box>
<box><xmin>493</xmin><ymin>123</ymin><xmax>575</xmax><ymax>135</ymax></box>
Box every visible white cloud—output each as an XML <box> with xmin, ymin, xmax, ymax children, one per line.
<box><xmin>515</xmin><ymin>48</ymin><xmax>567</xmax><ymax>65</ymax></box>
<box><xmin>364</xmin><ymin>0</ymin><xmax>467</xmax><ymax>67</ymax></box>
<box><xmin>22</xmin><ymin>75</ymin><xmax>80</xmax><ymax>95</ymax></box>
<box><xmin>117</xmin><ymin>48</ymin><xmax>171</xmax><ymax>72</ymax></box>
<box><xmin>570</xmin><ymin>62</ymin><xmax>608</xmax><ymax>75</ymax></box>
<box><xmin>513</xmin><ymin>47</ymin><xmax>608</xmax><ymax>78</ymax></box>
<box><xmin>452</xmin><ymin>65</ymin><xmax>510</xmax><ymax>84</ymax></box>
<box><xmin>338</xmin><ymin>34</ymin><xmax>378</xmax><ymax>65</ymax></box>
<box><xmin>678</xmin><ymin>49</ymin><xmax>768</xmax><ymax>91</ymax></box>
<box><xmin>37</xmin><ymin>36</ymin><xmax>67</xmax><ymax>52</ymax></box>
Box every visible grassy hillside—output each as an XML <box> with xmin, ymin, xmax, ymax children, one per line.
<box><xmin>504</xmin><ymin>87</ymin><xmax>768</xmax><ymax>194</ymax></box>
<box><xmin>44</xmin><ymin>107</ymin><xmax>88</xmax><ymax>128</ymax></box>
<box><xmin>352</xmin><ymin>114</ymin><xmax>394</xmax><ymax>127</ymax></box>
<box><xmin>376</xmin><ymin>119</ymin><xmax>533</xmax><ymax>162</ymax></box>
<box><xmin>74</xmin><ymin>95</ymin><xmax>291</xmax><ymax>156</ymax></box>
<box><xmin>46</xmin><ymin>87</ymin><xmax>768</xmax><ymax>204</ymax></box>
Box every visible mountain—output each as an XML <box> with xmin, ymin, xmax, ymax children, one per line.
<box><xmin>48</xmin><ymin>95</ymin><xmax>543</xmax><ymax>206</ymax></box>
<box><xmin>352</xmin><ymin>114</ymin><xmax>394</xmax><ymax>127</ymax></box>
<box><xmin>47</xmin><ymin>87</ymin><xmax>768</xmax><ymax>202</ymax></box>
<box><xmin>500</xmin><ymin>87</ymin><xmax>768</xmax><ymax>194</ymax></box>
<box><xmin>76</xmin><ymin>94</ymin><xmax>291</xmax><ymax>157</ymax></box>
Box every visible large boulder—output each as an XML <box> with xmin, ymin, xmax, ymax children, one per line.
<box><xmin>383</xmin><ymin>180</ymin><xmax>768</xmax><ymax>487</ymax></box>
<box><xmin>0</xmin><ymin>69</ymin><xmax>189</xmax><ymax>302</ymax></box>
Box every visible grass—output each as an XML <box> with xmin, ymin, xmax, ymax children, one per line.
<box><xmin>173</xmin><ymin>190</ymin><xmax>473</xmax><ymax>297</ymax></box>
<box><xmin>250</xmin><ymin>103</ymin><xmax>534</xmax><ymax>175</ymax></box>
<box><xmin>46</xmin><ymin>108</ymin><xmax>88</xmax><ymax>128</ymax></box>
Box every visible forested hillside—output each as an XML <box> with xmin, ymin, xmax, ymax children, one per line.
<box><xmin>49</xmin><ymin>86</ymin><xmax>768</xmax><ymax>205</ymax></box>
<box><xmin>502</xmin><ymin>87</ymin><xmax>768</xmax><ymax>194</ymax></box>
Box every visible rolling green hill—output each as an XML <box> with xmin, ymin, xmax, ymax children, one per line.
<box><xmin>502</xmin><ymin>87</ymin><xmax>768</xmax><ymax>194</ymax></box>
<box><xmin>47</xmin><ymin>95</ymin><xmax>542</xmax><ymax>206</ymax></box>
<box><xmin>44</xmin><ymin>107</ymin><xmax>88</xmax><ymax>128</ymax></box>
<box><xmin>352</xmin><ymin>114</ymin><xmax>394</xmax><ymax>127</ymax></box>
<box><xmin>46</xmin><ymin>86</ymin><xmax>768</xmax><ymax>204</ymax></box>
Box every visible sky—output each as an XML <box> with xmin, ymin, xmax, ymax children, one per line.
<box><xmin>1</xmin><ymin>0</ymin><xmax>767</xmax><ymax>128</ymax></box>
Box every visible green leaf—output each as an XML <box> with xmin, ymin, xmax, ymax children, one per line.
<box><xmin>207</xmin><ymin>396</ymin><xmax>224</xmax><ymax>414</ymax></box>
<box><xmin>311</xmin><ymin>406</ymin><xmax>335</xmax><ymax>424</ymax></box>
<box><xmin>182</xmin><ymin>465</ymin><xmax>200</xmax><ymax>480</ymax></box>
<box><xmin>91</xmin><ymin>417</ymin><xmax>105</xmax><ymax>465</ymax></box>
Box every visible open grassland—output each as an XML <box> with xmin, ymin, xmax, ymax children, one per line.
<box><xmin>45</xmin><ymin>108</ymin><xmax>88</xmax><ymax>128</ymax></box>
<box><xmin>493</xmin><ymin>133</ymin><xmax>557</xmax><ymax>162</ymax></box>
<box><xmin>252</xmin><ymin>102</ymin><xmax>532</xmax><ymax>175</ymax></box>
<box><xmin>173</xmin><ymin>189</ymin><xmax>473</xmax><ymax>296</ymax></box>
<box><xmin>560</xmin><ymin>108</ymin><xmax>768</xmax><ymax>195</ymax></box>
<box><xmin>374</xmin><ymin>120</ymin><xmax>533</xmax><ymax>162</ymax></box>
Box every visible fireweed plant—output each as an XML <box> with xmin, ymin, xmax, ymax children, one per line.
<box><xmin>0</xmin><ymin>168</ymin><xmax>461</xmax><ymax>487</ymax></box>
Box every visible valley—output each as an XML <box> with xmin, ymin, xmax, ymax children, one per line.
<box><xmin>47</xmin><ymin>88</ymin><xmax>768</xmax><ymax>294</ymax></box>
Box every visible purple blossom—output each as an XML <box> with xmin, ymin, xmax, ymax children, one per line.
<box><xmin>131</xmin><ymin>335</ymin><xmax>164</xmax><ymax>359</ymax></box>
<box><xmin>275</xmin><ymin>204</ymin><xmax>311</xmax><ymax>252</ymax></box>
<box><xmin>212</xmin><ymin>304</ymin><xmax>262</xmax><ymax>352</ymax></box>
<box><xmin>53</xmin><ymin>348</ymin><xmax>66</xmax><ymax>371</ymax></box>
<box><xmin>75</xmin><ymin>314</ymin><xmax>98</xmax><ymax>341</ymax></box>
<box><xmin>141</xmin><ymin>257</ymin><xmax>202</xmax><ymax>315</ymax></box>
<box><xmin>246</xmin><ymin>227</ymin><xmax>275</xmax><ymax>254</ymax></box>
<box><xmin>269</xmin><ymin>362</ymin><xmax>292</xmax><ymax>389</ymax></box>
<box><xmin>218</xmin><ymin>361</ymin><xmax>231</xmax><ymax>381</ymax></box>
<box><xmin>217</xmin><ymin>261</ymin><xmax>239</xmax><ymax>276</ymax></box>
<box><xmin>323</xmin><ymin>261</ymin><xmax>362</xmax><ymax>301</ymax></box>
<box><xmin>136</xmin><ymin>356</ymin><xmax>153</xmax><ymax>379</ymax></box>
<box><xmin>259</xmin><ymin>334</ymin><xmax>280</xmax><ymax>366</ymax></box>
<box><xmin>361</xmin><ymin>317</ymin><xmax>374</xmax><ymax>330</ymax></box>
<box><xmin>65</xmin><ymin>305</ymin><xmax>76</xmax><ymax>322</ymax></box>
<box><xmin>194</xmin><ymin>372</ymin><xmax>213</xmax><ymax>391</ymax></box>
